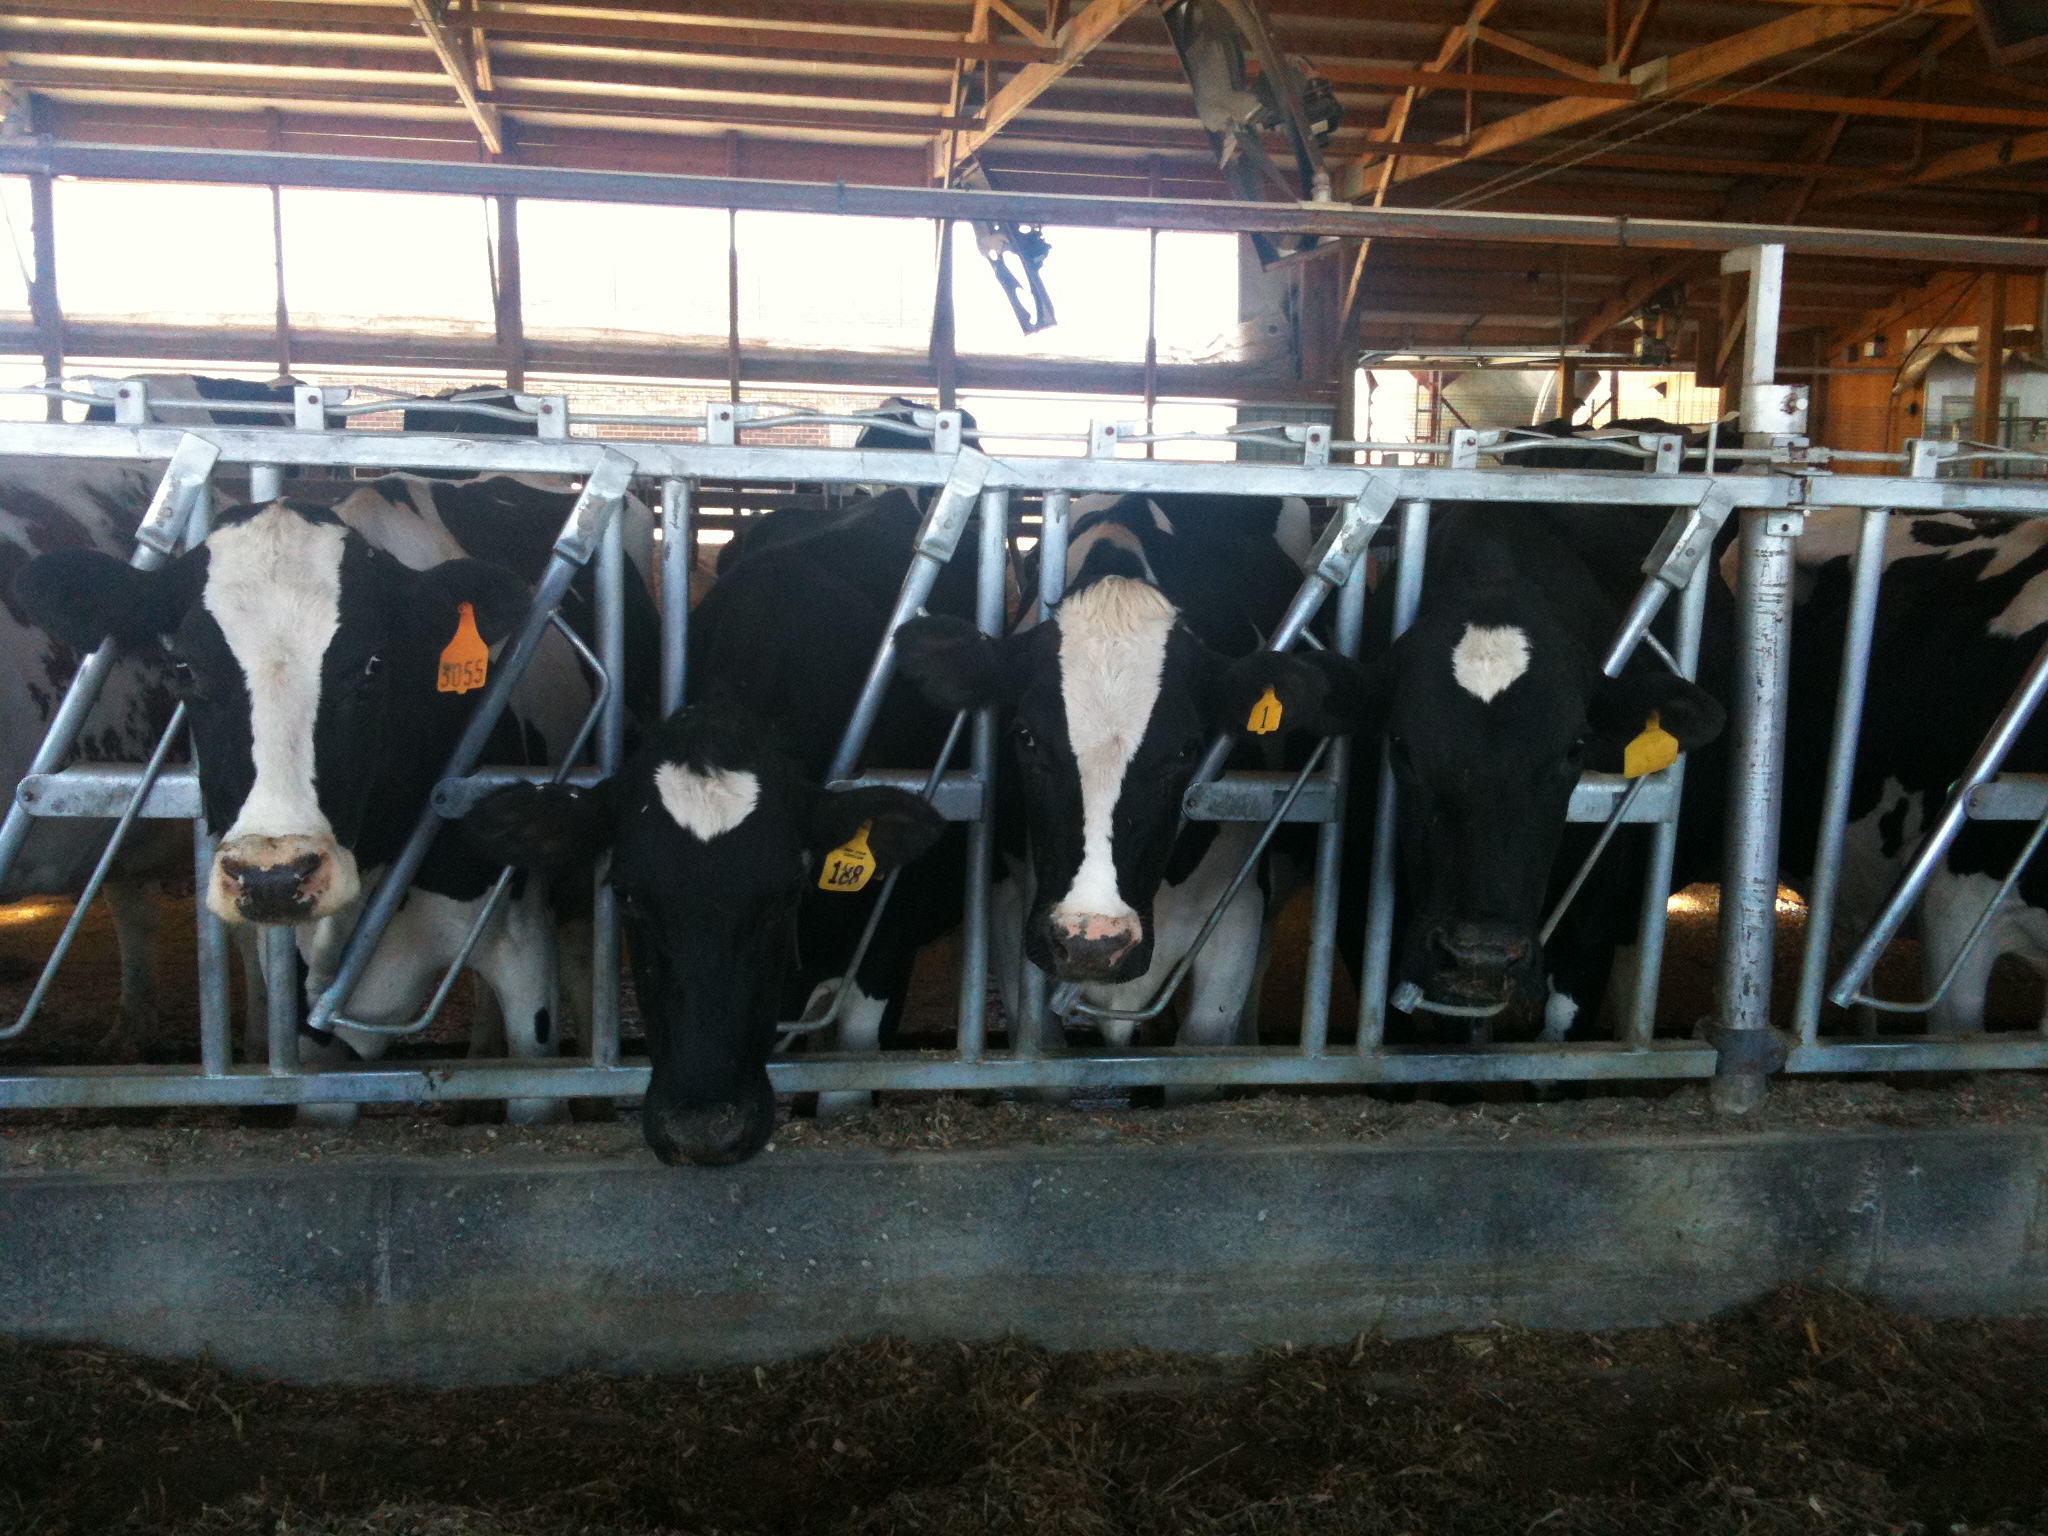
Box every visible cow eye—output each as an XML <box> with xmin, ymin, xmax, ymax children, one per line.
<box><xmin>361</xmin><ymin>655</ymin><xmax>383</xmax><ymax>682</ymax></box>
<box><xmin>1013</xmin><ymin>724</ymin><xmax>1039</xmax><ymax>756</ymax></box>
<box><xmin>170</xmin><ymin>658</ymin><xmax>192</xmax><ymax>684</ymax></box>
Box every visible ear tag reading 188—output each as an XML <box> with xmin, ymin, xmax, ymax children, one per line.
<box><xmin>437</xmin><ymin>601</ymin><xmax>490</xmax><ymax>695</ymax></box>
<box><xmin>1247</xmin><ymin>685</ymin><xmax>1284</xmax><ymax>735</ymax></box>
<box><xmin>819</xmin><ymin>820</ymin><xmax>877</xmax><ymax>893</ymax></box>
<box><xmin>1623</xmin><ymin>711</ymin><xmax>1680</xmax><ymax>778</ymax></box>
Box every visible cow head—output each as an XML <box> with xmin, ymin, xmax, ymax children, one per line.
<box><xmin>15</xmin><ymin>500</ymin><xmax>528</xmax><ymax>924</ymax></box>
<box><xmin>1378</xmin><ymin>537</ymin><xmax>1724</xmax><ymax>1017</ymax></box>
<box><xmin>896</xmin><ymin>531</ymin><xmax>1368</xmax><ymax>985</ymax></box>
<box><xmin>464</xmin><ymin>705</ymin><xmax>945</xmax><ymax>1166</ymax></box>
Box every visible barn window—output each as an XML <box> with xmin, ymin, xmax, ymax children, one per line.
<box><xmin>51</xmin><ymin>179</ymin><xmax>275</xmax><ymax>327</ymax></box>
<box><xmin>278</xmin><ymin>188</ymin><xmax>495</xmax><ymax>334</ymax></box>
<box><xmin>517</xmin><ymin>200</ymin><xmax>729</xmax><ymax>342</ymax></box>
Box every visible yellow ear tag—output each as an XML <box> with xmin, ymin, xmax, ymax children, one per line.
<box><xmin>1623</xmin><ymin>711</ymin><xmax>1680</xmax><ymax>778</ymax></box>
<box><xmin>1247</xmin><ymin>685</ymin><xmax>1284</xmax><ymax>735</ymax></box>
<box><xmin>818</xmin><ymin>820</ymin><xmax>877</xmax><ymax>893</ymax></box>
<box><xmin>437</xmin><ymin>601</ymin><xmax>490</xmax><ymax>695</ymax></box>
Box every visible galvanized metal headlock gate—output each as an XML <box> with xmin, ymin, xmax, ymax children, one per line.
<box><xmin>3</xmin><ymin>319</ymin><xmax>2048</xmax><ymax>1110</ymax></box>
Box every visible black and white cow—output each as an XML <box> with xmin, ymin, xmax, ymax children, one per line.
<box><xmin>13</xmin><ymin>487</ymin><xmax>615</xmax><ymax>1120</ymax></box>
<box><xmin>896</xmin><ymin>494</ymin><xmax>1366</xmax><ymax>1047</ymax></box>
<box><xmin>1348</xmin><ymin>501</ymin><xmax>1726</xmax><ymax>1032</ymax></box>
<box><xmin>1780</xmin><ymin>510</ymin><xmax>2048</xmax><ymax>1032</ymax></box>
<box><xmin>463</xmin><ymin>491</ymin><xmax>960</xmax><ymax>1164</ymax></box>
<box><xmin>0</xmin><ymin>459</ymin><xmax>187</xmax><ymax>1058</ymax></box>
<box><xmin>80</xmin><ymin>374</ymin><xmax>302</xmax><ymax>428</ymax></box>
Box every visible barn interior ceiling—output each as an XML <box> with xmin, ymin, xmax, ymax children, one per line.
<box><xmin>2</xmin><ymin>0</ymin><xmax>2046</xmax><ymax>366</ymax></box>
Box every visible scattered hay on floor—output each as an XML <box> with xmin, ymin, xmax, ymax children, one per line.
<box><xmin>4</xmin><ymin>1287</ymin><xmax>2044</xmax><ymax>1535</ymax></box>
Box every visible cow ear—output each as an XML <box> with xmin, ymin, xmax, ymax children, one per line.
<box><xmin>461</xmin><ymin>780</ymin><xmax>617</xmax><ymax>874</ymax></box>
<box><xmin>895</xmin><ymin>615</ymin><xmax>1015</xmax><ymax>710</ymax></box>
<box><xmin>1208</xmin><ymin>650</ymin><xmax>1386</xmax><ymax>738</ymax></box>
<box><xmin>810</xmin><ymin>785</ymin><xmax>947</xmax><ymax>872</ymax></box>
<box><xmin>14</xmin><ymin>547</ymin><xmax>202</xmax><ymax>649</ymax></box>
<box><xmin>412</xmin><ymin>558</ymin><xmax>531</xmax><ymax>647</ymax></box>
<box><xmin>1587</xmin><ymin>671</ymin><xmax>1727</xmax><ymax>771</ymax></box>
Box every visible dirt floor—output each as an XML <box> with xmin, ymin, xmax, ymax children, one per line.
<box><xmin>1</xmin><ymin>1286</ymin><xmax>2042</xmax><ymax>1536</ymax></box>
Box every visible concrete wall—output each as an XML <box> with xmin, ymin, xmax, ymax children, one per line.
<box><xmin>5</xmin><ymin>1127</ymin><xmax>2046</xmax><ymax>1385</ymax></box>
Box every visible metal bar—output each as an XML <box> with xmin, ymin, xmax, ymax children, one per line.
<box><xmin>590</xmin><ymin>506</ymin><xmax>627</xmax><ymax>1069</ymax></box>
<box><xmin>10</xmin><ymin>142</ymin><xmax>2048</xmax><ymax>265</ymax></box>
<box><xmin>0</xmin><ymin>433</ymin><xmax>217</xmax><ymax>893</ymax></box>
<box><xmin>262</xmin><ymin>925</ymin><xmax>298</xmax><ymax>1074</ymax></box>
<box><xmin>825</xmin><ymin>451</ymin><xmax>991</xmax><ymax>783</ymax></box>
<box><xmin>0</xmin><ymin>703</ymin><xmax>187</xmax><ymax>1040</ymax></box>
<box><xmin>1300</xmin><ymin>550</ymin><xmax>1367</xmax><ymax>1056</ymax></box>
<box><xmin>247</xmin><ymin>462</ymin><xmax>283</xmax><ymax>504</ymax></box>
<box><xmin>954</xmin><ymin>488</ymin><xmax>1008</xmax><ymax>1063</ymax></box>
<box><xmin>1038</xmin><ymin>488</ymin><xmax>1070</xmax><ymax>621</ymax></box>
<box><xmin>1625</xmin><ymin>552</ymin><xmax>1711</xmax><ymax>1047</ymax></box>
<box><xmin>195</xmin><ymin>822</ymin><xmax>231</xmax><ymax>1075</ymax></box>
<box><xmin>1539</xmin><ymin>776</ymin><xmax>1647</xmax><ymax>949</ymax></box>
<box><xmin>1792</xmin><ymin>506</ymin><xmax>1890</xmax><ymax>1043</ymax></box>
<box><xmin>305</xmin><ymin>449</ymin><xmax>634</xmax><ymax>1034</ymax></box>
<box><xmin>1359</xmin><ymin>500</ymin><xmax>1432</xmax><ymax>1050</ymax></box>
<box><xmin>659</xmin><ymin>477</ymin><xmax>692</xmax><ymax>718</ymax></box>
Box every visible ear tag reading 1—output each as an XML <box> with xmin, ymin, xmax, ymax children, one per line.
<box><xmin>437</xmin><ymin>601</ymin><xmax>490</xmax><ymax>696</ymax></box>
<box><xmin>818</xmin><ymin>820</ymin><xmax>877</xmax><ymax>893</ymax></box>
<box><xmin>1623</xmin><ymin>711</ymin><xmax>1680</xmax><ymax>778</ymax></box>
<box><xmin>1247</xmin><ymin>685</ymin><xmax>1284</xmax><ymax>735</ymax></box>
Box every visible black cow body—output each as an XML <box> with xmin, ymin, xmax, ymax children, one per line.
<box><xmin>465</xmin><ymin>490</ymin><xmax>957</xmax><ymax>1164</ymax></box>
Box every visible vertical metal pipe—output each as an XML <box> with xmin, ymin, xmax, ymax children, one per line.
<box><xmin>1038</xmin><ymin>489</ymin><xmax>1070</xmax><ymax>622</ymax></box>
<box><xmin>590</xmin><ymin>510</ymin><xmax>626</xmax><ymax>1068</ymax></box>
<box><xmin>1015</xmin><ymin>488</ymin><xmax>1069</xmax><ymax>1054</ymax></box>
<box><xmin>1711</xmin><ymin>505</ymin><xmax>1801</xmax><ymax>1108</ymax></box>
<box><xmin>248</xmin><ymin>463</ymin><xmax>283</xmax><ymax>505</ymax></box>
<box><xmin>1299</xmin><ymin>548</ymin><xmax>1367</xmax><ymax>1055</ymax></box>
<box><xmin>1625</xmin><ymin>553</ymin><xmax>1711</xmax><ymax>1047</ymax></box>
<box><xmin>955</xmin><ymin>488</ymin><xmax>1007</xmax><ymax>1062</ymax></box>
<box><xmin>262</xmin><ymin>925</ymin><xmax>298</xmax><ymax>1074</ymax></box>
<box><xmin>194</xmin><ymin>825</ymin><xmax>231</xmax><ymax>1075</ymax></box>
<box><xmin>726</xmin><ymin>205</ymin><xmax>742</xmax><ymax>405</ymax></box>
<box><xmin>1358</xmin><ymin>500</ymin><xmax>1430</xmax><ymax>1049</ymax></box>
<box><xmin>27</xmin><ymin>164</ymin><xmax>62</xmax><ymax>419</ymax></box>
<box><xmin>1792</xmin><ymin>507</ymin><xmax>1890</xmax><ymax>1044</ymax></box>
<box><xmin>495</xmin><ymin>193</ymin><xmax>526</xmax><ymax>392</ymax></box>
<box><xmin>659</xmin><ymin>477</ymin><xmax>692</xmax><ymax>718</ymax></box>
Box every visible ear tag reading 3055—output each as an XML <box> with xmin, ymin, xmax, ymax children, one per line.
<box><xmin>437</xmin><ymin>601</ymin><xmax>490</xmax><ymax>695</ymax></box>
<box><xmin>1247</xmin><ymin>685</ymin><xmax>1284</xmax><ymax>735</ymax></box>
<box><xmin>1623</xmin><ymin>711</ymin><xmax>1680</xmax><ymax>778</ymax></box>
<box><xmin>819</xmin><ymin>820</ymin><xmax>877</xmax><ymax>893</ymax></box>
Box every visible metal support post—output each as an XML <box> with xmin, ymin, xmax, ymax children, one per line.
<box><xmin>955</xmin><ymin>488</ymin><xmax>1007</xmax><ymax>1063</ymax></box>
<box><xmin>1792</xmin><ymin>507</ymin><xmax>1890</xmax><ymax>1042</ymax></box>
<box><xmin>306</xmin><ymin>449</ymin><xmax>635</xmax><ymax>1035</ymax></box>
<box><xmin>659</xmin><ymin>477</ymin><xmax>692</xmax><ymax>718</ymax></box>
<box><xmin>1299</xmin><ymin>547</ymin><xmax>1367</xmax><ymax>1054</ymax></box>
<box><xmin>0</xmin><ymin>434</ymin><xmax>218</xmax><ymax>894</ymax></box>
<box><xmin>1358</xmin><ymin>500</ymin><xmax>1430</xmax><ymax>1049</ymax></box>
<box><xmin>262</xmin><ymin>925</ymin><xmax>298</xmax><ymax>1073</ymax></box>
<box><xmin>1624</xmin><ymin>552</ymin><xmax>1711</xmax><ymax>1046</ymax></box>
<box><xmin>1720</xmin><ymin>243</ymin><xmax>1807</xmax><ymax>444</ymax></box>
<box><xmin>827</xmin><ymin>451</ymin><xmax>991</xmax><ymax>784</ymax></box>
<box><xmin>1016</xmin><ymin>488</ymin><xmax>1070</xmax><ymax>1054</ymax></box>
<box><xmin>590</xmin><ymin>508</ymin><xmax>626</xmax><ymax>1068</ymax></box>
<box><xmin>194</xmin><ymin>823</ymin><xmax>230</xmax><ymax>1074</ymax></box>
<box><xmin>1710</xmin><ymin>504</ymin><xmax>1802</xmax><ymax>1108</ymax></box>
<box><xmin>248</xmin><ymin>462</ymin><xmax>283</xmax><ymax>505</ymax></box>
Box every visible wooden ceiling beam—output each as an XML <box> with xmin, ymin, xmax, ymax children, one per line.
<box><xmin>1370</xmin><ymin>2</ymin><xmax>1946</xmax><ymax>190</ymax></box>
<box><xmin>938</xmin><ymin>0</ymin><xmax>1150</xmax><ymax>168</ymax></box>
<box><xmin>0</xmin><ymin>0</ymin><xmax>1057</xmax><ymax>65</ymax></box>
<box><xmin>411</xmin><ymin>0</ymin><xmax>499</xmax><ymax>150</ymax></box>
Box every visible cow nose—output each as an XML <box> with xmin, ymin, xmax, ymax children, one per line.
<box><xmin>1046</xmin><ymin>912</ymin><xmax>1141</xmax><ymax>980</ymax></box>
<box><xmin>1431</xmin><ymin>921</ymin><xmax>1531</xmax><ymax>973</ymax></box>
<box><xmin>222</xmin><ymin>852</ymin><xmax>325</xmax><ymax>923</ymax></box>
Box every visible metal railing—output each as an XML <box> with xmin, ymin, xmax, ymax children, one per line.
<box><xmin>6</xmin><ymin>269</ymin><xmax>2048</xmax><ymax>1110</ymax></box>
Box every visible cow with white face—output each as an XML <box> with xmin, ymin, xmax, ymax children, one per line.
<box><xmin>895</xmin><ymin>495</ymin><xmax>1366</xmax><ymax>1043</ymax></box>
<box><xmin>13</xmin><ymin>497</ymin><xmax>585</xmax><ymax>1115</ymax></box>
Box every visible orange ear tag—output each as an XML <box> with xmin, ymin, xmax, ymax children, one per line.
<box><xmin>437</xmin><ymin>601</ymin><xmax>490</xmax><ymax>695</ymax></box>
<box><xmin>818</xmin><ymin>821</ymin><xmax>877</xmax><ymax>893</ymax></box>
<box><xmin>1623</xmin><ymin>711</ymin><xmax>1680</xmax><ymax>778</ymax></box>
<box><xmin>1247</xmin><ymin>685</ymin><xmax>1284</xmax><ymax>735</ymax></box>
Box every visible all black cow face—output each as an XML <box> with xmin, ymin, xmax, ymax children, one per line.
<box><xmin>897</xmin><ymin>543</ymin><xmax>1369</xmax><ymax>986</ymax></box>
<box><xmin>462</xmin><ymin>705</ymin><xmax>946</xmax><ymax>1167</ymax></box>
<box><xmin>15</xmin><ymin>500</ymin><xmax>527</xmax><ymax>924</ymax></box>
<box><xmin>1382</xmin><ymin>541</ymin><xmax>1724</xmax><ymax>1018</ymax></box>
